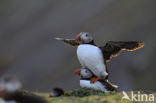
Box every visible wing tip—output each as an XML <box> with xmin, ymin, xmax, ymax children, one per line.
<box><xmin>127</xmin><ymin>41</ymin><xmax>144</xmax><ymax>51</ymax></box>
<box><xmin>138</xmin><ymin>42</ymin><xmax>144</xmax><ymax>48</ymax></box>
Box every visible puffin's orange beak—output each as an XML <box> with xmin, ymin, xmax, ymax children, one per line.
<box><xmin>74</xmin><ymin>69</ymin><xmax>81</xmax><ymax>76</ymax></box>
<box><xmin>74</xmin><ymin>34</ymin><xmax>80</xmax><ymax>41</ymax></box>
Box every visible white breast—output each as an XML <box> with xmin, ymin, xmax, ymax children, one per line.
<box><xmin>77</xmin><ymin>44</ymin><xmax>108</xmax><ymax>78</ymax></box>
<box><xmin>80</xmin><ymin>80</ymin><xmax>109</xmax><ymax>93</ymax></box>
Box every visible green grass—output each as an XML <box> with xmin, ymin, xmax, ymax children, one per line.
<box><xmin>38</xmin><ymin>88</ymin><xmax>132</xmax><ymax>103</ymax></box>
<box><xmin>17</xmin><ymin>88</ymin><xmax>156</xmax><ymax>103</ymax></box>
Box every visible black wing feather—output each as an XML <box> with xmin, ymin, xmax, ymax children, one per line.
<box><xmin>100</xmin><ymin>41</ymin><xmax>144</xmax><ymax>62</ymax></box>
<box><xmin>98</xmin><ymin>79</ymin><xmax>118</xmax><ymax>91</ymax></box>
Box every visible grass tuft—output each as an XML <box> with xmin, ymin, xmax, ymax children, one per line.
<box><xmin>64</xmin><ymin>88</ymin><xmax>116</xmax><ymax>97</ymax></box>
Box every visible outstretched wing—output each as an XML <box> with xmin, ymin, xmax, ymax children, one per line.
<box><xmin>55</xmin><ymin>38</ymin><xmax>79</xmax><ymax>47</ymax></box>
<box><xmin>100</xmin><ymin>41</ymin><xmax>144</xmax><ymax>62</ymax></box>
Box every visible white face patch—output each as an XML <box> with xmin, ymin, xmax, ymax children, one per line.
<box><xmin>81</xmin><ymin>69</ymin><xmax>93</xmax><ymax>79</ymax></box>
<box><xmin>50</xmin><ymin>91</ymin><xmax>58</xmax><ymax>97</ymax></box>
<box><xmin>79</xmin><ymin>32</ymin><xmax>93</xmax><ymax>43</ymax></box>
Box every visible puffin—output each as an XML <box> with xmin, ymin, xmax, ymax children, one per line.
<box><xmin>74</xmin><ymin>68</ymin><xmax>118</xmax><ymax>92</ymax></box>
<box><xmin>55</xmin><ymin>32</ymin><xmax>144</xmax><ymax>82</ymax></box>
<box><xmin>0</xmin><ymin>76</ymin><xmax>47</xmax><ymax>103</ymax></box>
<box><xmin>49</xmin><ymin>88</ymin><xmax>64</xmax><ymax>97</ymax></box>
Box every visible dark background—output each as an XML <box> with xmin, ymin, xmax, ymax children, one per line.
<box><xmin>0</xmin><ymin>0</ymin><xmax>156</xmax><ymax>92</ymax></box>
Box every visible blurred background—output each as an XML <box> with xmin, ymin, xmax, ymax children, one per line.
<box><xmin>0</xmin><ymin>0</ymin><xmax>156</xmax><ymax>92</ymax></box>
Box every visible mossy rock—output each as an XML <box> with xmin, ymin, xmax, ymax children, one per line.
<box><xmin>18</xmin><ymin>90</ymin><xmax>35</xmax><ymax>96</ymax></box>
<box><xmin>20</xmin><ymin>88</ymin><xmax>156</xmax><ymax>103</ymax></box>
<box><xmin>64</xmin><ymin>88</ymin><xmax>116</xmax><ymax>97</ymax></box>
<box><xmin>39</xmin><ymin>88</ymin><xmax>127</xmax><ymax>103</ymax></box>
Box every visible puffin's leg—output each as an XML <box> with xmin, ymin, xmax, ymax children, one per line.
<box><xmin>90</xmin><ymin>77</ymin><xmax>103</xmax><ymax>83</ymax></box>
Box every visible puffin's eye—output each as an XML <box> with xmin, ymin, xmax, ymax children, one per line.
<box><xmin>85</xmin><ymin>34</ymin><xmax>88</xmax><ymax>37</ymax></box>
<box><xmin>85</xmin><ymin>70</ymin><xmax>88</xmax><ymax>73</ymax></box>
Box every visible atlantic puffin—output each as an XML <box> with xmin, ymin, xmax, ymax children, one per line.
<box><xmin>49</xmin><ymin>88</ymin><xmax>64</xmax><ymax>97</ymax></box>
<box><xmin>0</xmin><ymin>76</ymin><xmax>47</xmax><ymax>103</ymax></box>
<box><xmin>56</xmin><ymin>32</ymin><xmax>144</xmax><ymax>82</ymax></box>
<box><xmin>74</xmin><ymin>68</ymin><xmax>118</xmax><ymax>92</ymax></box>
